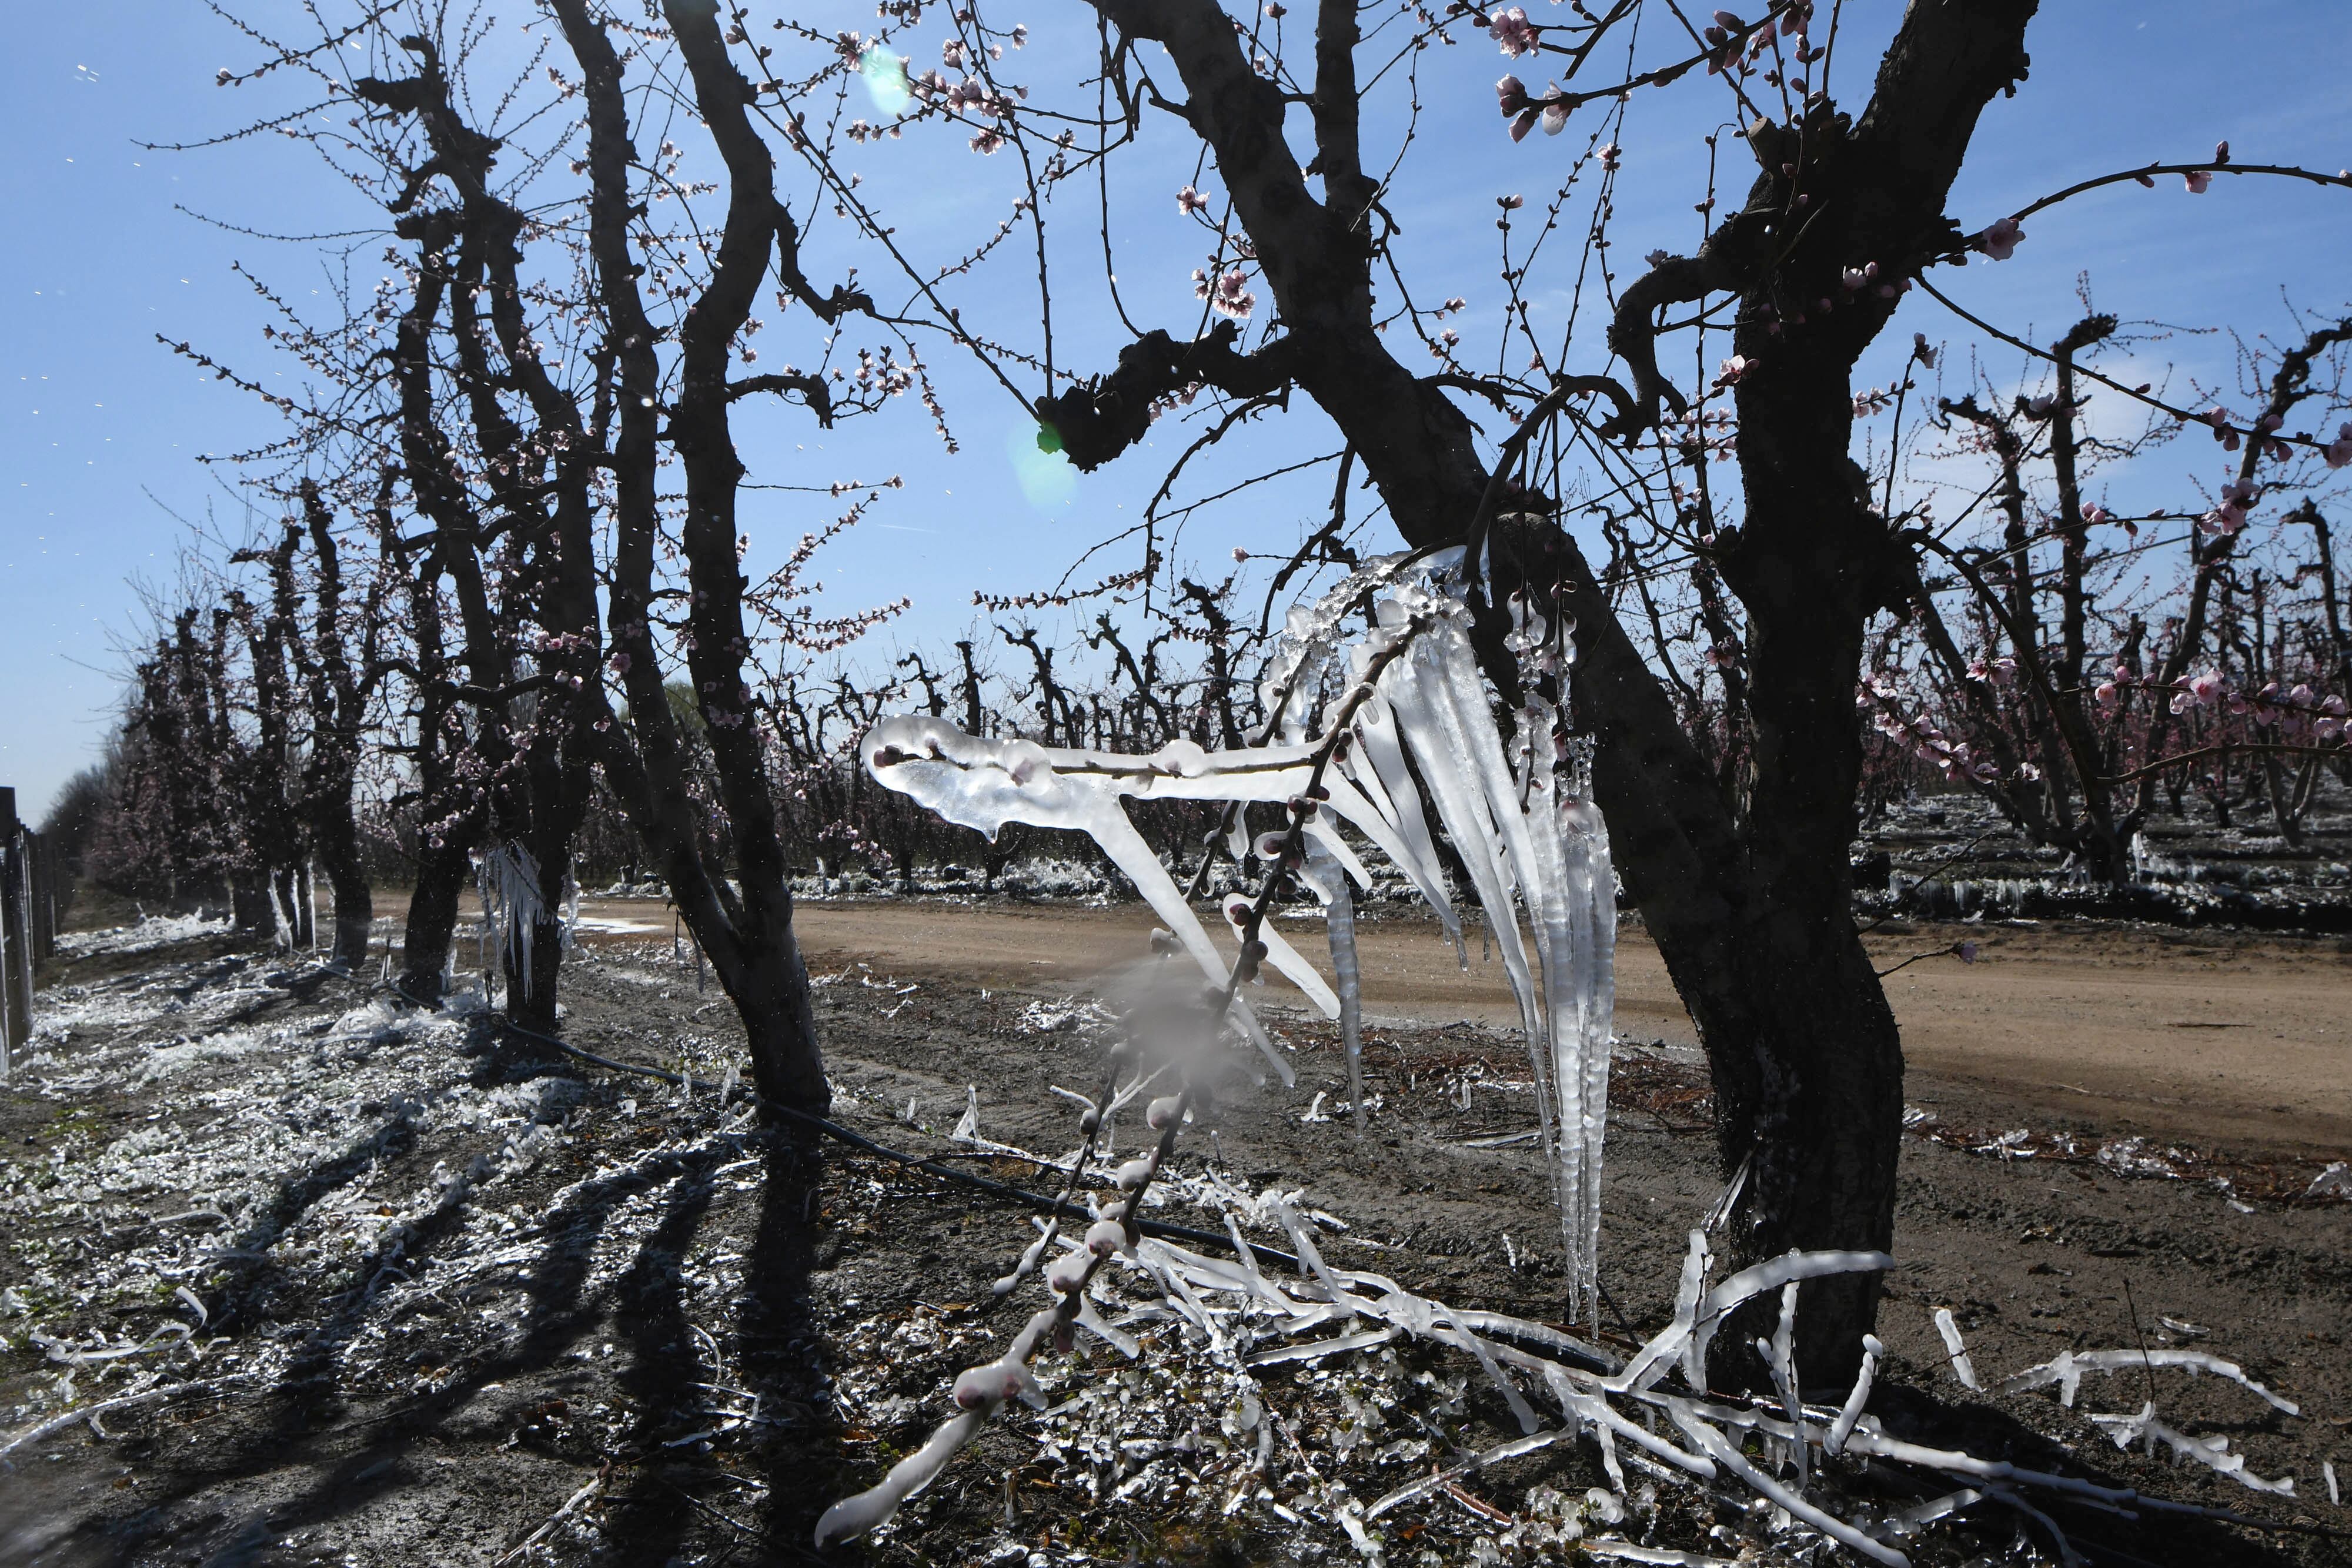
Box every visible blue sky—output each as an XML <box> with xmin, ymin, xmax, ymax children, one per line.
<box><xmin>4</xmin><ymin>1</ymin><xmax>2348</xmax><ymax>820</ymax></box>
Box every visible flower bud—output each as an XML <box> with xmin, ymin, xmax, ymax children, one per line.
<box><xmin>1146</xmin><ymin>1094</ymin><xmax>1185</xmax><ymax>1130</ymax></box>
<box><xmin>1045</xmin><ymin>1246</ymin><xmax>1090</xmax><ymax>1293</ymax></box>
<box><xmin>954</xmin><ymin>1360</ymin><xmax>1025</xmax><ymax>1410</ymax></box>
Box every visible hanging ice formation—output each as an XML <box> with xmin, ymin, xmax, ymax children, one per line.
<box><xmin>476</xmin><ymin>842</ymin><xmax>548</xmax><ymax>1001</ymax></box>
<box><xmin>862</xmin><ymin>549</ymin><xmax>1617</xmax><ymax>1322</ymax></box>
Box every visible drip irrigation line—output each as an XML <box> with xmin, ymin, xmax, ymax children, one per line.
<box><xmin>386</xmin><ymin>977</ymin><xmax>1310</xmax><ymax>1274</ymax></box>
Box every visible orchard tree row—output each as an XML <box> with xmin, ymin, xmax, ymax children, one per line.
<box><xmin>47</xmin><ymin>0</ymin><xmax>2351</xmax><ymax>1374</ymax></box>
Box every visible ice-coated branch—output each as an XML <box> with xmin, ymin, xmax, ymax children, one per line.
<box><xmin>826</xmin><ymin>611</ymin><xmax>1436</xmax><ymax>1544</ymax></box>
<box><xmin>1993</xmin><ymin>1346</ymin><xmax>2298</xmax><ymax>1414</ymax></box>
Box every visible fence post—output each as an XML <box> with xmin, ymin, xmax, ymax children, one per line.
<box><xmin>36</xmin><ymin>827</ymin><xmax>56</xmax><ymax>962</ymax></box>
<box><xmin>0</xmin><ymin>787</ymin><xmax>30</xmax><ymax>1075</ymax></box>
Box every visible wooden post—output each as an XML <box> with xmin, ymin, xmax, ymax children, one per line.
<box><xmin>0</xmin><ymin>788</ymin><xmax>29</xmax><ymax>1074</ymax></box>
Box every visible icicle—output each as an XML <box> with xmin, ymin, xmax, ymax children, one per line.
<box><xmin>1348</xmin><ymin>690</ymin><xmax>1461</xmax><ymax>943</ymax></box>
<box><xmin>472</xmin><ymin>844</ymin><xmax>546</xmax><ymax>1004</ymax></box>
<box><xmin>1934</xmin><ymin>1307</ymin><xmax>1981</xmax><ymax>1390</ymax></box>
<box><xmin>1304</xmin><ymin>842</ymin><xmax>1366</xmax><ymax>1134</ymax></box>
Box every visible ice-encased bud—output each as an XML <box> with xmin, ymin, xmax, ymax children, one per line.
<box><xmin>1223</xmin><ymin>895</ymin><xmax>1253</xmax><ymax>927</ymax></box>
<box><xmin>1045</xmin><ymin>1246</ymin><xmax>1091</xmax><ymax>1293</ymax></box>
<box><xmin>1114</xmin><ymin>1156</ymin><xmax>1153</xmax><ymax>1191</ymax></box>
<box><xmin>1145</xmin><ymin>1094</ymin><xmax>1184</xmax><ymax>1130</ymax></box>
<box><xmin>1078</xmin><ymin>1107</ymin><xmax>1102</xmax><ymax>1135</ymax></box>
<box><xmin>953</xmin><ymin>1359</ymin><xmax>1028</xmax><ymax>1409</ymax></box>
<box><xmin>1253</xmin><ymin>831</ymin><xmax>1289</xmax><ymax>861</ymax></box>
<box><xmin>1084</xmin><ymin>1218</ymin><xmax>1130</xmax><ymax>1257</ymax></box>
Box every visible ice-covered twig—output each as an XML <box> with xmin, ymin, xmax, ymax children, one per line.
<box><xmin>827</xmin><ymin>623</ymin><xmax>1436</xmax><ymax>1544</ymax></box>
<box><xmin>0</xmin><ymin>1378</ymin><xmax>226</xmax><ymax>1462</ymax></box>
<box><xmin>1933</xmin><ymin>1307</ymin><xmax>1982</xmax><ymax>1390</ymax></box>
<box><xmin>493</xmin><ymin>1475</ymin><xmax>606</xmax><ymax>1566</ymax></box>
<box><xmin>2090</xmin><ymin>1400</ymin><xmax>2298</xmax><ymax>1495</ymax></box>
<box><xmin>1992</xmin><ymin>1346</ymin><xmax>2297</xmax><ymax>1413</ymax></box>
<box><xmin>1827</xmin><ymin>1333</ymin><xmax>1883</xmax><ymax>1457</ymax></box>
<box><xmin>1363</xmin><ymin>1428</ymin><xmax>1566</xmax><ymax>1520</ymax></box>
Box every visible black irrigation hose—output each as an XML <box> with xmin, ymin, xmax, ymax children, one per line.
<box><xmin>386</xmin><ymin>977</ymin><xmax>1309</xmax><ymax>1273</ymax></box>
<box><xmin>383</xmin><ymin>975</ymin><xmax>1623</xmax><ymax>1372</ymax></box>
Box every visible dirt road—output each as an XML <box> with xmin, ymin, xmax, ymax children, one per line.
<box><xmin>398</xmin><ymin>892</ymin><xmax>2350</xmax><ymax>1158</ymax></box>
<box><xmin>783</xmin><ymin>901</ymin><xmax>2352</xmax><ymax>1159</ymax></box>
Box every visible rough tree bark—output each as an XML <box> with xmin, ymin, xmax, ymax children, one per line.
<box><xmin>288</xmin><ymin>478</ymin><xmax>391</xmax><ymax>970</ymax></box>
<box><xmin>550</xmin><ymin>0</ymin><xmax>861</xmax><ymax>1112</ymax></box>
<box><xmin>1054</xmin><ymin>0</ymin><xmax>2040</xmax><ymax>1380</ymax></box>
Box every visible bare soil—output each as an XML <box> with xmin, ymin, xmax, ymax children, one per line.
<box><xmin>0</xmin><ymin>910</ymin><xmax>2346</xmax><ymax>1567</ymax></box>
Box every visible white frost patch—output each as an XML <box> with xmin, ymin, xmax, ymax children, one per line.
<box><xmin>55</xmin><ymin>914</ymin><xmax>233</xmax><ymax>958</ymax></box>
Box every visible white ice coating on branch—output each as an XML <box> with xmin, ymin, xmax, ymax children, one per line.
<box><xmin>1828</xmin><ymin>1333</ymin><xmax>1884</xmax><ymax>1456</ymax></box>
<box><xmin>1992</xmin><ymin>1346</ymin><xmax>2298</xmax><ymax>1413</ymax></box>
<box><xmin>814</xmin><ymin>1307</ymin><xmax>1060</xmax><ymax>1546</ymax></box>
<box><xmin>2089</xmin><ymin>1402</ymin><xmax>2297</xmax><ymax>1495</ymax></box>
<box><xmin>861</xmin><ymin>556</ymin><xmax>1618</xmax><ymax>1310</ymax></box>
<box><xmin>1933</xmin><ymin>1307</ymin><xmax>1982</xmax><ymax>1391</ymax></box>
<box><xmin>826</xmin><ymin>1165</ymin><xmax>2307</xmax><ymax>1559</ymax></box>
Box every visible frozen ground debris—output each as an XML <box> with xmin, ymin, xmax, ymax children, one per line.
<box><xmin>0</xmin><ymin>921</ymin><xmax>2341</xmax><ymax>1566</ymax></box>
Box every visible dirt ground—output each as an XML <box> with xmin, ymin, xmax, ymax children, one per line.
<box><xmin>769</xmin><ymin>899</ymin><xmax>2352</xmax><ymax>1162</ymax></box>
<box><xmin>0</xmin><ymin>910</ymin><xmax>2346</xmax><ymax>1567</ymax></box>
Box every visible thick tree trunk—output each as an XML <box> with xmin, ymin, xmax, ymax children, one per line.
<box><xmin>1053</xmin><ymin>0</ymin><xmax>2041</xmax><ymax>1385</ymax></box>
<box><xmin>400</xmin><ymin>835</ymin><xmax>472</xmax><ymax>1001</ymax></box>
<box><xmin>551</xmin><ymin>0</ymin><xmax>834</xmax><ymax>1114</ymax></box>
<box><xmin>308</xmin><ymin>793</ymin><xmax>374</xmax><ymax>970</ymax></box>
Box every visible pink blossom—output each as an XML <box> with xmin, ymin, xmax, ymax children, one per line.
<box><xmin>1177</xmin><ymin>184</ymin><xmax>1210</xmax><ymax>216</ymax></box>
<box><xmin>1598</xmin><ymin>142</ymin><xmax>1620</xmax><ymax>170</ymax></box>
<box><xmin>1499</xmin><ymin>192</ymin><xmax>1525</xmax><ymax>209</ymax></box>
<box><xmin>2184</xmin><ymin>169</ymin><xmax>2211</xmax><ymax>194</ymax></box>
<box><xmin>1197</xmin><ymin>268</ymin><xmax>1255</xmax><ymax>319</ymax></box>
<box><xmin>2094</xmin><ymin>680</ymin><xmax>2120</xmax><ymax>709</ymax></box>
<box><xmin>1967</xmin><ymin>655</ymin><xmax>2017</xmax><ymax>687</ymax></box>
<box><xmin>1977</xmin><ymin>217</ymin><xmax>2024</xmax><ymax>260</ymax></box>
<box><xmin>2323</xmin><ymin>421</ymin><xmax>2352</xmax><ymax>468</ymax></box>
<box><xmin>1541</xmin><ymin>90</ymin><xmax>1569</xmax><ymax>135</ymax></box>
<box><xmin>1488</xmin><ymin>7</ymin><xmax>1537</xmax><ymax>57</ymax></box>
<box><xmin>2197</xmin><ymin>503</ymin><xmax>2246</xmax><ymax>537</ymax></box>
<box><xmin>1495</xmin><ymin>74</ymin><xmax>1529</xmax><ymax>115</ymax></box>
<box><xmin>1714</xmin><ymin>353</ymin><xmax>1756</xmax><ymax>387</ymax></box>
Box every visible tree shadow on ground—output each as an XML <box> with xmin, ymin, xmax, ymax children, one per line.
<box><xmin>743</xmin><ymin>1132</ymin><xmax>833</xmax><ymax>1560</ymax></box>
<box><xmin>25</xmin><ymin>1016</ymin><xmax>759</xmax><ymax>1564</ymax></box>
<box><xmin>1863</xmin><ymin>1380</ymin><xmax>2313</xmax><ymax>1568</ymax></box>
